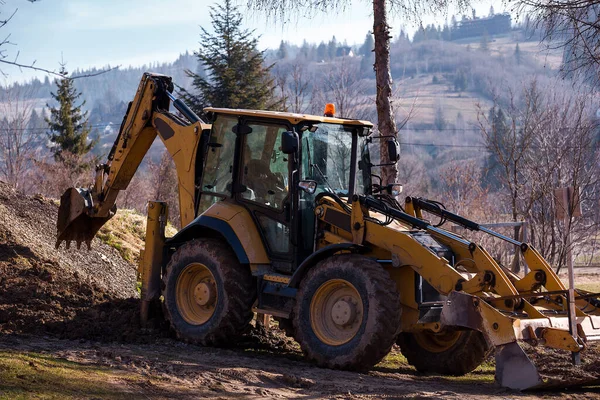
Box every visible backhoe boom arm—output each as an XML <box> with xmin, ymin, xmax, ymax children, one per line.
<box><xmin>56</xmin><ymin>73</ymin><xmax>210</xmax><ymax>249</ymax></box>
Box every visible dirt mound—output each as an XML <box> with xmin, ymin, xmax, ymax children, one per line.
<box><xmin>0</xmin><ymin>181</ymin><xmax>138</xmax><ymax>337</ymax></box>
<box><xmin>524</xmin><ymin>343</ymin><xmax>600</xmax><ymax>388</ymax></box>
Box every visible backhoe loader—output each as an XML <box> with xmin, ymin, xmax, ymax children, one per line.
<box><xmin>56</xmin><ymin>72</ymin><xmax>600</xmax><ymax>390</ymax></box>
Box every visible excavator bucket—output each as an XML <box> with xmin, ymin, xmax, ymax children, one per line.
<box><xmin>56</xmin><ymin>187</ymin><xmax>115</xmax><ymax>249</ymax></box>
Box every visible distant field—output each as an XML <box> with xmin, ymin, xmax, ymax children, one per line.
<box><xmin>391</xmin><ymin>34</ymin><xmax>560</xmax><ymax>129</ymax></box>
<box><xmin>394</xmin><ymin>74</ymin><xmax>489</xmax><ymax>126</ymax></box>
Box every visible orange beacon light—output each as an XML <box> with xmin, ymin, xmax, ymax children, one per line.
<box><xmin>324</xmin><ymin>103</ymin><xmax>335</xmax><ymax>117</ymax></box>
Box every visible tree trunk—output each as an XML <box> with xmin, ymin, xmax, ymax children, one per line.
<box><xmin>372</xmin><ymin>0</ymin><xmax>398</xmax><ymax>185</ymax></box>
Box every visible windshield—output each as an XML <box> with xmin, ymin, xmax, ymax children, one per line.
<box><xmin>302</xmin><ymin>123</ymin><xmax>366</xmax><ymax>196</ymax></box>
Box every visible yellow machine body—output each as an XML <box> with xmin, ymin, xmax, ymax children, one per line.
<box><xmin>56</xmin><ymin>73</ymin><xmax>600</xmax><ymax>391</ymax></box>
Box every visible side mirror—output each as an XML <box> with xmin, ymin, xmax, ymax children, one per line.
<box><xmin>281</xmin><ymin>130</ymin><xmax>299</xmax><ymax>154</ymax></box>
<box><xmin>387</xmin><ymin>139</ymin><xmax>400</xmax><ymax>163</ymax></box>
<box><xmin>298</xmin><ymin>180</ymin><xmax>317</xmax><ymax>194</ymax></box>
<box><xmin>386</xmin><ymin>183</ymin><xmax>403</xmax><ymax>196</ymax></box>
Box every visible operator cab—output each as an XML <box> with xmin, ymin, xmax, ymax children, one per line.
<box><xmin>196</xmin><ymin>107</ymin><xmax>373</xmax><ymax>272</ymax></box>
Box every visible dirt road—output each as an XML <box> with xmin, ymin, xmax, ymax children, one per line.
<box><xmin>3</xmin><ymin>332</ymin><xmax>598</xmax><ymax>400</ymax></box>
<box><xmin>1</xmin><ymin>183</ymin><xmax>599</xmax><ymax>398</ymax></box>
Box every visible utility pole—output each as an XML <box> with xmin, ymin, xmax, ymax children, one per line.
<box><xmin>554</xmin><ymin>186</ymin><xmax>582</xmax><ymax>364</ymax></box>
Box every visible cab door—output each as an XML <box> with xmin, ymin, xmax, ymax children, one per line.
<box><xmin>236</xmin><ymin>120</ymin><xmax>294</xmax><ymax>272</ymax></box>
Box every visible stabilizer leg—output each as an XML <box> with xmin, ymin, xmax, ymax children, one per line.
<box><xmin>139</xmin><ymin>201</ymin><xmax>168</xmax><ymax>327</ymax></box>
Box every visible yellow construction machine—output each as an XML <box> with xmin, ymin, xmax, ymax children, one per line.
<box><xmin>56</xmin><ymin>73</ymin><xmax>600</xmax><ymax>390</ymax></box>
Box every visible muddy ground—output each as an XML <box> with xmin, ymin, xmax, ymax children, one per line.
<box><xmin>1</xmin><ymin>182</ymin><xmax>600</xmax><ymax>398</ymax></box>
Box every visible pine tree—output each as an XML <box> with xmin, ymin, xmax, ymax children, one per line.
<box><xmin>277</xmin><ymin>40</ymin><xmax>288</xmax><ymax>60</ymax></box>
<box><xmin>483</xmin><ymin>107</ymin><xmax>509</xmax><ymax>189</ymax></box>
<box><xmin>451</xmin><ymin>15</ymin><xmax>458</xmax><ymax>29</ymax></box>
<box><xmin>514</xmin><ymin>43</ymin><xmax>522</xmax><ymax>65</ymax></box>
<box><xmin>359</xmin><ymin>32</ymin><xmax>374</xmax><ymax>57</ymax></box>
<box><xmin>299</xmin><ymin>40</ymin><xmax>310</xmax><ymax>59</ymax></box>
<box><xmin>327</xmin><ymin>36</ymin><xmax>337</xmax><ymax>60</ymax></box>
<box><xmin>434</xmin><ymin>106</ymin><xmax>446</xmax><ymax>131</ymax></box>
<box><xmin>479</xmin><ymin>30</ymin><xmax>489</xmax><ymax>52</ymax></box>
<box><xmin>46</xmin><ymin>65</ymin><xmax>96</xmax><ymax>161</ymax></box>
<box><xmin>316</xmin><ymin>42</ymin><xmax>327</xmax><ymax>61</ymax></box>
<box><xmin>28</xmin><ymin>109</ymin><xmax>45</xmax><ymax>132</ymax></box>
<box><xmin>453</xmin><ymin>69</ymin><xmax>468</xmax><ymax>92</ymax></box>
<box><xmin>179</xmin><ymin>0</ymin><xmax>278</xmax><ymax>114</ymax></box>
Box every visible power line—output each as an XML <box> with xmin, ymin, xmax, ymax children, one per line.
<box><xmin>1</xmin><ymin>122</ymin><xmax>120</xmax><ymax>133</ymax></box>
<box><xmin>400</xmin><ymin>142</ymin><xmax>486</xmax><ymax>149</ymax></box>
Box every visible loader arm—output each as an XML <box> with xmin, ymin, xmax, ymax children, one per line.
<box><xmin>56</xmin><ymin>72</ymin><xmax>211</xmax><ymax>249</ymax></box>
<box><xmin>314</xmin><ymin>192</ymin><xmax>600</xmax><ymax>389</ymax></box>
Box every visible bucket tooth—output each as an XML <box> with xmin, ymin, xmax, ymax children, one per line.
<box><xmin>495</xmin><ymin>342</ymin><xmax>543</xmax><ymax>390</ymax></box>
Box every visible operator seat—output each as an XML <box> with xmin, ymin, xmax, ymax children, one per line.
<box><xmin>245</xmin><ymin>159</ymin><xmax>276</xmax><ymax>204</ymax></box>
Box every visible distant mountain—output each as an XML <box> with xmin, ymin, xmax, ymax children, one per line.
<box><xmin>3</xmin><ymin>51</ymin><xmax>198</xmax><ymax>114</ymax></box>
<box><xmin>1</xmin><ymin>31</ymin><xmax>567</xmax><ymax>167</ymax></box>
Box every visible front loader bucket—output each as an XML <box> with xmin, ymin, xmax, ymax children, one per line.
<box><xmin>441</xmin><ymin>291</ymin><xmax>600</xmax><ymax>390</ymax></box>
<box><xmin>56</xmin><ymin>187</ymin><xmax>115</xmax><ymax>249</ymax></box>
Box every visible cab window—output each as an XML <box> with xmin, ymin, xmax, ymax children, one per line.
<box><xmin>240</xmin><ymin>123</ymin><xmax>289</xmax><ymax>210</ymax></box>
<box><xmin>197</xmin><ymin>115</ymin><xmax>237</xmax><ymax>213</ymax></box>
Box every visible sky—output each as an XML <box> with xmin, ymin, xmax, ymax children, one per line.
<box><xmin>2</xmin><ymin>0</ymin><xmax>501</xmax><ymax>83</ymax></box>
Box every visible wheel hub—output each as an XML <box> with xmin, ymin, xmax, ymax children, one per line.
<box><xmin>310</xmin><ymin>279</ymin><xmax>364</xmax><ymax>346</ymax></box>
<box><xmin>331</xmin><ymin>297</ymin><xmax>357</xmax><ymax>327</ymax></box>
<box><xmin>194</xmin><ymin>281</ymin><xmax>215</xmax><ymax>306</ymax></box>
<box><xmin>175</xmin><ymin>263</ymin><xmax>218</xmax><ymax>325</ymax></box>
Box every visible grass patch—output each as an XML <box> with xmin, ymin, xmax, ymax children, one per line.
<box><xmin>443</xmin><ymin>360</ymin><xmax>495</xmax><ymax>384</ymax></box>
<box><xmin>97</xmin><ymin>209</ymin><xmax>177</xmax><ymax>264</ymax></box>
<box><xmin>0</xmin><ymin>351</ymin><xmax>145</xmax><ymax>399</ymax></box>
<box><xmin>578</xmin><ymin>282</ymin><xmax>600</xmax><ymax>293</ymax></box>
<box><xmin>376</xmin><ymin>348</ymin><xmax>495</xmax><ymax>384</ymax></box>
<box><xmin>376</xmin><ymin>349</ymin><xmax>408</xmax><ymax>370</ymax></box>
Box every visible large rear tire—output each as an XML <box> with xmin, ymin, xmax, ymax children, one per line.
<box><xmin>293</xmin><ymin>254</ymin><xmax>401</xmax><ymax>370</ymax></box>
<box><xmin>162</xmin><ymin>238</ymin><xmax>255</xmax><ymax>346</ymax></box>
<box><xmin>397</xmin><ymin>329</ymin><xmax>489</xmax><ymax>375</ymax></box>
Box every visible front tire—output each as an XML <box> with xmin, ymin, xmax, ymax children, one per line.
<box><xmin>162</xmin><ymin>238</ymin><xmax>255</xmax><ymax>346</ymax></box>
<box><xmin>293</xmin><ymin>254</ymin><xmax>401</xmax><ymax>370</ymax></box>
<box><xmin>397</xmin><ymin>329</ymin><xmax>490</xmax><ymax>375</ymax></box>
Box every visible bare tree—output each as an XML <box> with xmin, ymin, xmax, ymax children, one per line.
<box><xmin>477</xmin><ymin>81</ymin><xmax>545</xmax><ymax>247</ymax></box>
<box><xmin>247</xmin><ymin>0</ymin><xmax>471</xmax><ymax>183</ymax></box>
<box><xmin>524</xmin><ymin>89</ymin><xmax>600</xmax><ymax>272</ymax></box>
<box><xmin>147</xmin><ymin>149</ymin><xmax>181</xmax><ymax>228</ymax></box>
<box><xmin>287</xmin><ymin>61</ymin><xmax>310</xmax><ymax>114</ymax></box>
<box><xmin>0</xmin><ymin>85</ymin><xmax>41</xmax><ymax>191</ymax></box>
<box><xmin>478</xmin><ymin>79</ymin><xmax>600</xmax><ymax>272</ymax></box>
<box><xmin>517</xmin><ymin>0</ymin><xmax>600</xmax><ymax>84</ymax></box>
<box><xmin>311</xmin><ymin>59</ymin><xmax>373</xmax><ymax>119</ymax></box>
<box><xmin>272</xmin><ymin>60</ymin><xmax>310</xmax><ymax>113</ymax></box>
<box><xmin>396</xmin><ymin>152</ymin><xmax>432</xmax><ymax>197</ymax></box>
<box><xmin>0</xmin><ymin>1</ymin><xmax>117</xmax><ymax>78</ymax></box>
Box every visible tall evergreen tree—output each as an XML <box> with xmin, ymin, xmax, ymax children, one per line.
<box><xmin>483</xmin><ymin>107</ymin><xmax>509</xmax><ymax>189</ymax></box>
<box><xmin>514</xmin><ymin>43</ymin><xmax>522</xmax><ymax>65</ymax></box>
<box><xmin>327</xmin><ymin>36</ymin><xmax>337</xmax><ymax>60</ymax></box>
<box><xmin>359</xmin><ymin>32</ymin><xmax>374</xmax><ymax>57</ymax></box>
<box><xmin>180</xmin><ymin>0</ymin><xmax>278</xmax><ymax>114</ymax></box>
<box><xmin>316</xmin><ymin>42</ymin><xmax>327</xmax><ymax>60</ymax></box>
<box><xmin>28</xmin><ymin>109</ymin><xmax>45</xmax><ymax>132</ymax></box>
<box><xmin>46</xmin><ymin>65</ymin><xmax>96</xmax><ymax>161</ymax></box>
<box><xmin>299</xmin><ymin>39</ymin><xmax>310</xmax><ymax>59</ymax></box>
<box><xmin>277</xmin><ymin>40</ymin><xmax>288</xmax><ymax>59</ymax></box>
<box><xmin>479</xmin><ymin>30</ymin><xmax>490</xmax><ymax>52</ymax></box>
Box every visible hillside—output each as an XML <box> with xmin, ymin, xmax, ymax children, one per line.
<box><xmin>0</xmin><ymin>31</ymin><xmax>565</xmax><ymax>171</ymax></box>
